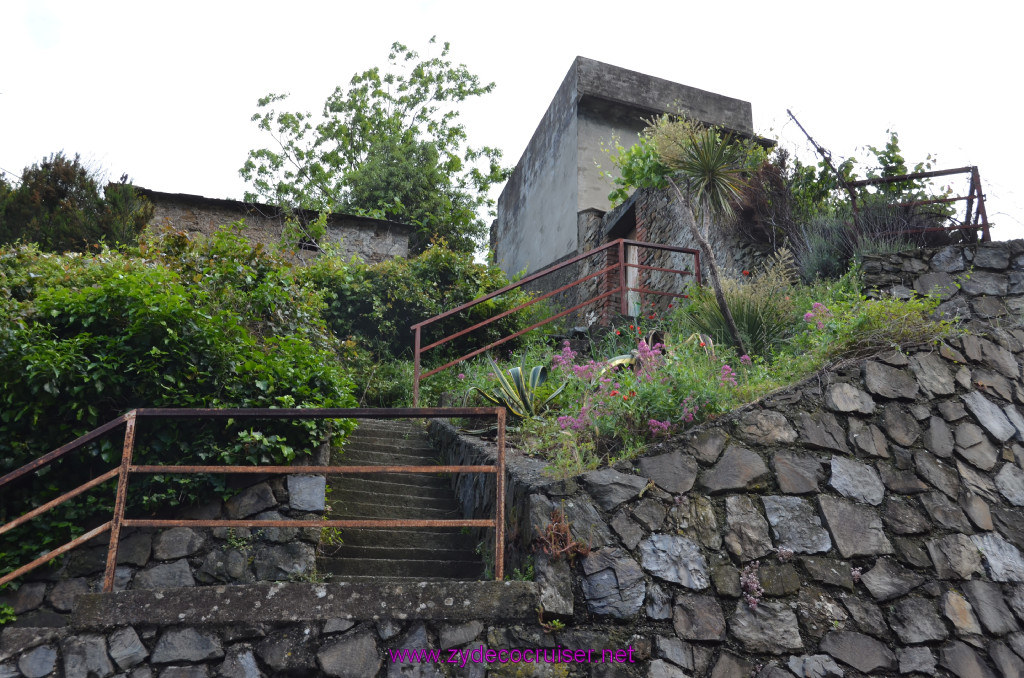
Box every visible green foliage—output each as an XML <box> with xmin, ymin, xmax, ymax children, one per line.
<box><xmin>0</xmin><ymin>603</ymin><xmax>14</xmax><ymax>626</ymax></box>
<box><xmin>742</xmin><ymin>131</ymin><xmax>956</xmax><ymax>279</ymax></box>
<box><xmin>300</xmin><ymin>244</ymin><xmax>545</xmax><ymax>370</ymax></box>
<box><xmin>0</xmin><ymin>231</ymin><xmax>356</xmax><ymax>579</ymax></box>
<box><xmin>468</xmin><ymin>355</ymin><xmax>566</xmax><ymax>422</ymax></box>
<box><xmin>456</xmin><ymin>264</ymin><xmax>952</xmax><ymax>477</ymax></box>
<box><xmin>0</xmin><ymin>152</ymin><xmax>153</xmax><ymax>252</ymax></box>
<box><xmin>676</xmin><ymin>249</ymin><xmax>798</xmax><ymax>357</ymax></box>
<box><xmin>240</xmin><ymin>37</ymin><xmax>509</xmax><ymax>253</ymax></box>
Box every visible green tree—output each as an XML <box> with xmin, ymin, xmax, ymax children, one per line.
<box><xmin>0</xmin><ymin>152</ymin><xmax>153</xmax><ymax>252</ymax></box>
<box><xmin>240</xmin><ymin>38</ymin><xmax>508</xmax><ymax>253</ymax></box>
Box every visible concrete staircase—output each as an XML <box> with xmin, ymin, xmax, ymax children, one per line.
<box><xmin>317</xmin><ymin>419</ymin><xmax>485</xmax><ymax>579</ymax></box>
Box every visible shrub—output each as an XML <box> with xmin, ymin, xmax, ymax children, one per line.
<box><xmin>0</xmin><ymin>152</ymin><xmax>154</xmax><ymax>252</ymax></box>
<box><xmin>0</xmin><ymin>235</ymin><xmax>355</xmax><ymax>578</ymax></box>
<box><xmin>301</xmin><ymin>243</ymin><xmax>548</xmax><ymax>371</ymax></box>
<box><xmin>673</xmin><ymin>250</ymin><xmax>798</xmax><ymax>358</ymax></box>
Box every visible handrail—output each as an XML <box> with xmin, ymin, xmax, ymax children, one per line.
<box><xmin>0</xmin><ymin>407</ymin><xmax>507</xmax><ymax>590</ymax></box>
<box><xmin>847</xmin><ymin>165</ymin><xmax>991</xmax><ymax>242</ymax></box>
<box><xmin>412</xmin><ymin>238</ymin><xmax>700</xmax><ymax>405</ymax></box>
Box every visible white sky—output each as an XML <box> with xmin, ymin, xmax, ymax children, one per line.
<box><xmin>3</xmin><ymin>0</ymin><xmax>1022</xmax><ymax>239</ymax></box>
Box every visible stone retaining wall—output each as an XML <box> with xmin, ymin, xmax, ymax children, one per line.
<box><xmin>862</xmin><ymin>239</ymin><xmax>1024</xmax><ymax>329</ymax></box>
<box><xmin>7</xmin><ymin>241</ymin><xmax>1024</xmax><ymax>676</ymax></box>
<box><xmin>1</xmin><ymin>456</ymin><xmax>328</xmax><ymax>630</ymax></box>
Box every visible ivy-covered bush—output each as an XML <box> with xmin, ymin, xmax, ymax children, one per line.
<box><xmin>0</xmin><ymin>229</ymin><xmax>355</xmax><ymax>577</ymax></box>
<box><xmin>301</xmin><ymin>244</ymin><xmax>546</xmax><ymax>366</ymax></box>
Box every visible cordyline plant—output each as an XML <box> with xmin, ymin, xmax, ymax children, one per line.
<box><xmin>648</xmin><ymin>116</ymin><xmax>751</xmax><ymax>356</ymax></box>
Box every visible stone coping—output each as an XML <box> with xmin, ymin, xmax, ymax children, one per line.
<box><xmin>70</xmin><ymin>579</ymin><xmax>540</xmax><ymax>629</ymax></box>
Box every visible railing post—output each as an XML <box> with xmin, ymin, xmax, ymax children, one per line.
<box><xmin>694</xmin><ymin>250</ymin><xmax>702</xmax><ymax>286</ymax></box>
<box><xmin>973</xmin><ymin>168</ymin><xmax>991</xmax><ymax>242</ymax></box>
<box><xmin>413</xmin><ymin>327</ymin><xmax>422</xmax><ymax>407</ymax></box>
<box><xmin>495</xmin><ymin>407</ymin><xmax>506</xmax><ymax>582</ymax></box>
<box><xmin>103</xmin><ymin>410</ymin><xmax>137</xmax><ymax>592</ymax></box>
<box><xmin>618</xmin><ymin>240</ymin><xmax>627</xmax><ymax>316</ymax></box>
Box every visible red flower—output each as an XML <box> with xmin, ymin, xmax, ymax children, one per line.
<box><xmin>742</xmin><ymin>270</ymin><xmax>751</xmax><ymax>276</ymax></box>
<box><xmin>629</xmin><ymin>325</ymin><xmax>635</xmax><ymax>330</ymax></box>
<box><xmin>616</xmin><ymin>330</ymin><xmax>621</xmax><ymax>335</ymax></box>
<box><xmin>622</xmin><ymin>395</ymin><xmax>629</xmax><ymax>401</ymax></box>
<box><xmin>668</xmin><ymin>304</ymin><xmax>673</xmax><ymax>309</ymax></box>
<box><xmin>682</xmin><ymin>294</ymin><xmax>689</xmax><ymax>299</ymax></box>
<box><xmin>648</xmin><ymin>314</ymin><xmax>655</xmax><ymax>320</ymax></box>
<box><xmin>699</xmin><ymin>342</ymin><xmax>706</xmax><ymax>347</ymax></box>
<box><xmin>610</xmin><ymin>390</ymin><xmax>619</xmax><ymax>397</ymax></box>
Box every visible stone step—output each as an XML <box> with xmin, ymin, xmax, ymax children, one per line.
<box><xmin>331</xmin><ymin>487</ymin><xmax>459</xmax><ymax>511</ymax></box>
<box><xmin>318</xmin><ymin>556</ymin><xmax>484</xmax><ymax>579</ymax></box>
<box><xmin>327</xmin><ymin>501</ymin><xmax>460</xmax><ymax>520</ymax></box>
<box><xmin>331</xmin><ymin>528</ymin><xmax>479</xmax><ymax>551</ymax></box>
<box><xmin>343</xmin><ymin>435</ymin><xmax>434</xmax><ymax>452</ymax></box>
<box><xmin>327</xmin><ymin>476</ymin><xmax>453</xmax><ymax>496</ymax></box>
<box><xmin>320</xmin><ymin>544</ymin><xmax>479</xmax><ymax>562</ymax></box>
<box><xmin>336</xmin><ymin>449</ymin><xmax>441</xmax><ymax>465</ymax></box>
<box><xmin>349</xmin><ymin>421</ymin><xmax>426</xmax><ymax>437</ymax></box>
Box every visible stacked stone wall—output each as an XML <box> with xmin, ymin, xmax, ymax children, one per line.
<box><xmin>8</xmin><ymin>240</ymin><xmax>1024</xmax><ymax>676</ymax></box>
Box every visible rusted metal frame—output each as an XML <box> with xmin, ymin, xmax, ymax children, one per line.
<box><xmin>887</xmin><ymin>194</ymin><xmax>970</xmax><ymax>209</ymax></box>
<box><xmin>624</xmin><ymin>262</ymin><xmax>696</xmax><ymax>277</ymax></box>
<box><xmin>130</xmin><ymin>464</ymin><xmax>498</xmax><ymax>475</ymax></box>
<box><xmin>413</xmin><ymin>326</ymin><xmax>422</xmax><ymax>408</ymax></box>
<box><xmin>964</xmin><ymin>172</ymin><xmax>977</xmax><ymax>230</ymax></box>
<box><xmin>0</xmin><ymin>467</ymin><xmax>120</xmax><ymax>538</ymax></box>
<box><xmin>418</xmin><ymin>263</ymin><xmax>620</xmax><ymax>354</ymax></box>
<box><xmin>846</xmin><ymin>166</ymin><xmax>974</xmax><ymax>188</ymax></box>
<box><xmin>132</xmin><ymin>407</ymin><xmax>499</xmax><ymax>419</ymax></box>
<box><xmin>0</xmin><ymin>414</ymin><xmax>127</xmax><ymax>490</ymax></box>
<box><xmin>693</xmin><ymin>251</ymin><xmax>702</xmax><ymax>285</ymax></box>
<box><xmin>0</xmin><ymin>522</ymin><xmax>112</xmax><ymax>589</ymax></box>
<box><xmin>618</xmin><ymin>240</ymin><xmax>628</xmax><ymax>315</ymax></box>
<box><xmin>620</xmin><ymin>239</ymin><xmax>700</xmax><ymax>256</ymax></box>
<box><xmin>495</xmin><ymin>408</ymin><xmax>506</xmax><ymax>581</ymax></box>
<box><xmin>419</xmin><ymin>287</ymin><xmax>622</xmax><ymax>381</ymax></box>
<box><xmin>625</xmin><ymin>286</ymin><xmax>692</xmax><ymax>300</ymax></box>
<box><xmin>408</xmin><ymin>238</ymin><xmax>699</xmax><ymax>333</ymax></box>
<box><xmin>409</xmin><ymin>237</ymin><xmax>632</xmax><ymax>332</ymax></box>
<box><xmin>123</xmin><ymin>519</ymin><xmax>495</xmax><ymax>529</ymax></box>
<box><xmin>103</xmin><ymin>411</ymin><xmax>137</xmax><ymax>592</ymax></box>
<box><xmin>973</xmin><ymin>168</ymin><xmax>991</xmax><ymax>241</ymax></box>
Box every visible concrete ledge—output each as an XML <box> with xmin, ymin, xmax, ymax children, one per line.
<box><xmin>71</xmin><ymin>580</ymin><xmax>540</xmax><ymax>629</ymax></box>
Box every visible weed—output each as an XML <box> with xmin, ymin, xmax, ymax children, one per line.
<box><xmin>535</xmin><ymin>509</ymin><xmax>590</xmax><ymax>562</ymax></box>
<box><xmin>0</xmin><ymin>603</ymin><xmax>15</xmax><ymax>627</ymax></box>
<box><xmin>225</xmin><ymin>528</ymin><xmax>255</xmax><ymax>552</ymax></box>
<box><xmin>509</xmin><ymin>556</ymin><xmax>535</xmax><ymax>582</ymax></box>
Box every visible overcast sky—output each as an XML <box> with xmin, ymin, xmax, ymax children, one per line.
<box><xmin>3</xmin><ymin>0</ymin><xmax>1021</xmax><ymax>239</ymax></box>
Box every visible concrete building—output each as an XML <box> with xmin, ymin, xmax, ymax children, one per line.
<box><xmin>490</xmin><ymin>56</ymin><xmax>755</xmax><ymax>278</ymax></box>
<box><xmin>138</xmin><ymin>188</ymin><xmax>413</xmax><ymax>264</ymax></box>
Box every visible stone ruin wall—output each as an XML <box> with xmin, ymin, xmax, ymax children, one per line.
<box><xmin>142</xmin><ymin>191</ymin><xmax>411</xmax><ymax>265</ymax></box>
<box><xmin>6</xmin><ymin>239</ymin><xmax>1024</xmax><ymax>676</ymax></box>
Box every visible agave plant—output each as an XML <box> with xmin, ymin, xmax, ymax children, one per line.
<box><xmin>469</xmin><ymin>354</ymin><xmax>566</xmax><ymax>422</ymax></box>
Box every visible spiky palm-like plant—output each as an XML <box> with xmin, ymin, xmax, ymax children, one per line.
<box><xmin>649</xmin><ymin>118</ymin><xmax>750</xmax><ymax>355</ymax></box>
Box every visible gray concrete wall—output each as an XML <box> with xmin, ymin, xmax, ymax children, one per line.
<box><xmin>491</xmin><ymin>63</ymin><xmax>580</xmax><ymax>277</ymax></box>
<box><xmin>492</xmin><ymin>56</ymin><xmax>755</xmax><ymax>279</ymax></box>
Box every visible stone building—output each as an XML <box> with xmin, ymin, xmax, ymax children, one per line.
<box><xmin>138</xmin><ymin>188</ymin><xmax>413</xmax><ymax>264</ymax></box>
<box><xmin>490</xmin><ymin>57</ymin><xmax>766</xmax><ymax>323</ymax></box>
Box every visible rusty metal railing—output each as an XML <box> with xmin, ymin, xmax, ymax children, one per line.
<box><xmin>0</xmin><ymin>407</ymin><xmax>507</xmax><ymax>590</ymax></box>
<box><xmin>847</xmin><ymin>166</ymin><xmax>991</xmax><ymax>242</ymax></box>
<box><xmin>412</xmin><ymin>238</ymin><xmax>700</xmax><ymax>405</ymax></box>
